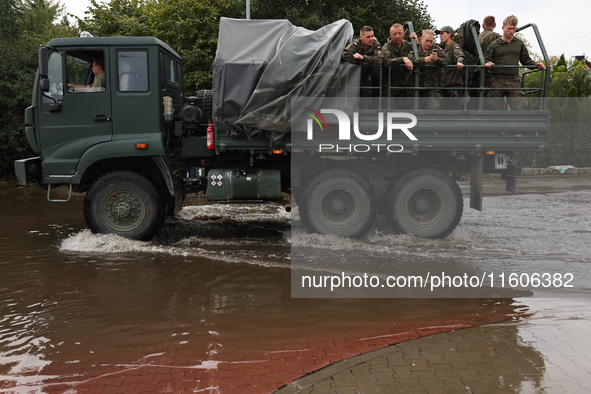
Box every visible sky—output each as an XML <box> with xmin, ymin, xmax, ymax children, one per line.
<box><xmin>60</xmin><ymin>0</ymin><xmax>590</xmax><ymax>62</ymax></box>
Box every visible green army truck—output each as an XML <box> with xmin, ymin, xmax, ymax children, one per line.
<box><xmin>15</xmin><ymin>18</ymin><xmax>551</xmax><ymax>241</ymax></box>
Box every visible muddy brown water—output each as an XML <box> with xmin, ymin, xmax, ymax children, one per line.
<box><xmin>1</xmin><ymin>178</ymin><xmax>590</xmax><ymax>391</ymax></box>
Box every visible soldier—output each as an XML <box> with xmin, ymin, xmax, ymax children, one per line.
<box><xmin>408</xmin><ymin>29</ymin><xmax>446</xmax><ymax>109</ymax></box>
<box><xmin>479</xmin><ymin>16</ymin><xmax>500</xmax><ymax>54</ymax></box>
<box><xmin>342</xmin><ymin>26</ymin><xmax>383</xmax><ymax>99</ymax></box>
<box><xmin>484</xmin><ymin>15</ymin><xmax>545</xmax><ymax>110</ymax></box>
<box><xmin>382</xmin><ymin>23</ymin><xmax>415</xmax><ymax>107</ymax></box>
<box><xmin>478</xmin><ymin>16</ymin><xmax>500</xmax><ymax>88</ymax></box>
<box><xmin>437</xmin><ymin>26</ymin><xmax>468</xmax><ymax>109</ymax></box>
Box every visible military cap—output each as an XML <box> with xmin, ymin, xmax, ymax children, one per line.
<box><xmin>435</xmin><ymin>26</ymin><xmax>455</xmax><ymax>34</ymax></box>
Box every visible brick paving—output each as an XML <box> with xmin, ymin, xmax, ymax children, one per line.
<box><xmin>3</xmin><ymin>300</ymin><xmax>589</xmax><ymax>394</ymax></box>
<box><xmin>16</xmin><ymin>312</ymin><xmax>514</xmax><ymax>394</ymax></box>
<box><xmin>276</xmin><ymin>301</ymin><xmax>591</xmax><ymax>394</ymax></box>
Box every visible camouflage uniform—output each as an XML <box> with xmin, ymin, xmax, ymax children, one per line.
<box><xmin>342</xmin><ymin>38</ymin><xmax>383</xmax><ymax>97</ymax></box>
<box><xmin>408</xmin><ymin>44</ymin><xmax>447</xmax><ymax>109</ymax></box>
<box><xmin>484</xmin><ymin>36</ymin><xmax>537</xmax><ymax>110</ymax></box>
<box><xmin>382</xmin><ymin>39</ymin><xmax>413</xmax><ymax>105</ymax></box>
<box><xmin>478</xmin><ymin>28</ymin><xmax>500</xmax><ymax>54</ymax></box>
<box><xmin>478</xmin><ymin>28</ymin><xmax>500</xmax><ymax>86</ymax></box>
<box><xmin>440</xmin><ymin>40</ymin><xmax>468</xmax><ymax>109</ymax></box>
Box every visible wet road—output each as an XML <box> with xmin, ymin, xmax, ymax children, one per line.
<box><xmin>1</xmin><ymin>176</ymin><xmax>590</xmax><ymax>392</ymax></box>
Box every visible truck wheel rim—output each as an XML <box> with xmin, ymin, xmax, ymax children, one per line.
<box><xmin>318</xmin><ymin>187</ymin><xmax>360</xmax><ymax>229</ymax></box>
<box><xmin>100</xmin><ymin>188</ymin><xmax>146</xmax><ymax>232</ymax></box>
<box><xmin>403</xmin><ymin>186</ymin><xmax>445</xmax><ymax>228</ymax></box>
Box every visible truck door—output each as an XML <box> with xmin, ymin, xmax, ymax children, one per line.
<box><xmin>38</xmin><ymin>48</ymin><xmax>112</xmax><ymax>176</ymax></box>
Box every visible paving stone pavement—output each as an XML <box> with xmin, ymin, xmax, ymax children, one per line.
<box><xmin>275</xmin><ymin>306</ymin><xmax>591</xmax><ymax>394</ymax></box>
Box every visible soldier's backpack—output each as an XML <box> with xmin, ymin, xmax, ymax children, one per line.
<box><xmin>455</xmin><ymin>20</ymin><xmax>481</xmax><ymax>87</ymax></box>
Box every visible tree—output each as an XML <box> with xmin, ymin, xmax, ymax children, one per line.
<box><xmin>251</xmin><ymin>0</ymin><xmax>433</xmax><ymax>44</ymax></box>
<box><xmin>21</xmin><ymin>0</ymin><xmax>65</xmax><ymax>35</ymax></box>
<box><xmin>560</xmin><ymin>86</ymin><xmax>581</xmax><ymax>122</ymax></box>
<box><xmin>76</xmin><ymin>0</ymin><xmax>244</xmax><ymax>93</ymax></box>
<box><xmin>555</xmin><ymin>54</ymin><xmax>567</xmax><ymax>70</ymax></box>
<box><xmin>549</xmin><ymin>60</ymin><xmax>591</xmax><ymax>98</ymax></box>
<box><xmin>0</xmin><ymin>0</ymin><xmax>22</xmax><ymax>39</ymax></box>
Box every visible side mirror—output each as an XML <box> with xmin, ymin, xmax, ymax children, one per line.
<box><xmin>38</xmin><ymin>46</ymin><xmax>48</xmax><ymax>78</ymax></box>
<box><xmin>39</xmin><ymin>77</ymin><xmax>50</xmax><ymax>92</ymax></box>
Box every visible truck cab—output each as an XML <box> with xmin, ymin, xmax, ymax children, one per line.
<box><xmin>16</xmin><ymin>37</ymin><xmax>187</xmax><ymax>239</ymax></box>
<box><xmin>19</xmin><ymin>36</ymin><xmax>183</xmax><ymax>182</ymax></box>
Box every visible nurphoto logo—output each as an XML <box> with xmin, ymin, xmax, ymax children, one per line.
<box><xmin>304</xmin><ymin>108</ymin><xmax>418</xmax><ymax>153</ymax></box>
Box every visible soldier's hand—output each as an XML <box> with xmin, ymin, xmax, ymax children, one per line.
<box><xmin>430</xmin><ymin>52</ymin><xmax>438</xmax><ymax>61</ymax></box>
<box><xmin>457</xmin><ymin>62</ymin><xmax>464</xmax><ymax>70</ymax></box>
<box><xmin>403</xmin><ymin>57</ymin><xmax>414</xmax><ymax>70</ymax></box>
<box><xmin>485</xmin><ymin>61</ymin><xmax>495</xmax><ymax>69</ymax></box>
<box><xmin>537</xmin><ymin>62</ymin><xmax>545</xmax><ymax>69</ymax></box>
<box><xmin>353</xmin><ymin>53</ymin><xmax>364</xmax><ymax>60</ymax></box>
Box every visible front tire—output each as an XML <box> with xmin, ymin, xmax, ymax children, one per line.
<box><xmin>83</xmin><ymin>171</ymin><xmax>165</xmax><ymax>241</ymax></box>
<box><xmin>303</xmin><ymin>169</ymin><xmax>377</xmax><ymax>238</ymax></box>
<box><xmin>384</xmin><ymin>168</ymin><xmax>463</xmax><ymax>239</ymax></box>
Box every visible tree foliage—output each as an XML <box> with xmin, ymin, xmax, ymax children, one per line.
<box><xmin>560</xmin><ymin>86</ymin><xmax>581</xmax><ymax>122</ymax></box>
<box><xmin>251</xmin><ymin>0</ymin><xmax>433</xmax><ymax>43</ymax></box>
<box><xmin>524</xmin><ymin>53</ymin><xmax>591</xmax><ymax>121</ymax></box>
<box><xmin>532</xmin><ymin>55</ymin><xmax>591</xmax><ymax>122</ymax></box>
<box><xmin>0</xmin><ymin>0</ymin><xmax>23</xmax><ymax>38</ymax></box>
<box><xmin>76</xmin><ymin>0</ymin><xmax>244</xmax><ymax>94</ymax></box>
<box><xmin>549</xmin><ymin>60</ymin><xmax>591</xmax><ymax>98</ymax></box>
<box><xmin>555</xmin><ymin>54</ymin><xmax>567</xmax><ymax>70</ymax></box>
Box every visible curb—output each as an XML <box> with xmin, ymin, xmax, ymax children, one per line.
<box><xmin>520</xmin><ymin>167</ymin><xmax>591</xmax><ymax>175</ymax></box>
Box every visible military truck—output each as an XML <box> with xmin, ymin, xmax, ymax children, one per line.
<box><xmin>15</xmin><ymin>18</ymin><xmax>551</xmax><ymax>241</ymax></box>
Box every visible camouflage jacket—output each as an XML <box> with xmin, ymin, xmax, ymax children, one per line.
<box><xmin>478</xmin><ymin>28</ymin><xmax>500</xmax><ymax>55</ymax></box>
<box><xmin>382</xmin><ymin>39</ymin><xmax>413</xmax><ymax>87</ymax></box>
<box><xmin>342</xmin><ymin>38</ymin><xmax>383</xmax><ymax>86</ymax></box>
<box><xmin>408</xmin><ymin>44</ymin><xmax>446</xmax><ymax>87</ymax></box>
<box><xmin>440</xmin><ymin>40</ymin><xmax>466</xmax><ymax>87</ymax></box>
<box><xmin>342</xmin><ymin>38</ymin><xmax>383</xmax><ymax>66</ymax></box>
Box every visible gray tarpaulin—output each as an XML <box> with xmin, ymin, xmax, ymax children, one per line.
<box><xmin>212</xmin><ymin>17</ymin><xmax>358</xmax><ymax>145</ymax></box>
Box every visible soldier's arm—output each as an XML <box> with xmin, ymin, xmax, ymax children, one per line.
<box><xmin>484</xmin><ymin>41</ymin><xmax>496</xmax><ymax>68</ymax></box>
<box><xmin>518</xmin><ymin>41</ymin><xmax>537</xmax><ymax>67</ymax></box>
<box><xmin>367</xmin><ymin>55</ymin><xmax>383</xmax><ymax>66</ymax></box>
<box><xmin>454</xmin><ymin>45</ymin><xmax>465</xmax><ymax>65</ymax></box>
<box><xmin>407</xmin><ymin>49</ymin><xmax>421</xmax><ymax>65</ymax></box>
<box><xmin>342</xmin><ymin>43</ymin><xmax>362</xmax><ymax>64</ymax></box>
<box><xmin>383</xmin><ymin>55</ymin><xmax>404</xmax><ymax>67</ymax></box>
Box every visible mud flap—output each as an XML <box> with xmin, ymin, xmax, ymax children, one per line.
<box><xmin>470</xmin><ymin>155</ymin><xmax>483</xmax><ymax>211</ymax></box>
<box><xmin>505</xmin><ymin>164</ymin><xmax>518</xmax><ymax>193</ymax></box>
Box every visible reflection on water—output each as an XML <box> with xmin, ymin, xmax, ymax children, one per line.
<box><xmin>1</xmin><ymin>186</ymin><xmax>590</xmax><ymax>392</ymax></box>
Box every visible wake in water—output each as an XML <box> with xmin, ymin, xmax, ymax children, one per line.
<box><xmin>59</xmin><ymin>202</ymin><xmax>292</xmax><ymax>268</ymax></box>
<box><xmin>58</xmin><ymin>192</ymin><xmax>591</xmax><ymax>290</ymax></box>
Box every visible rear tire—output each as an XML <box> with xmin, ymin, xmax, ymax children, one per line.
<box><xmin>303</xmin><ymin>169</ymin><xmax>377</xmax><ymax>238</ymax></box>
<box><xmin>384</xmin><ymin>168</ymin><xmax>463</xmax><ymax>239</ymax></box>
<box><xmin>83</xmin><ymin>171</ymin><xmax>165</xmax><ymax>241</ymax></box>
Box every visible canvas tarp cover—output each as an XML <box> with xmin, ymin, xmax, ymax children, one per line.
<box><xmin>212</xmin><ymin>18</ymin><xmax>293</xmax><ymax>123</ymax></box>
<box><xmin>212</xmin><ymin>18</ymin><xmax>357</xmax><ymax>142</ymax></box>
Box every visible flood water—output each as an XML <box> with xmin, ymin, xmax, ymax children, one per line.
<box><xmin>1</xmin><ymin>177</ymin><xmax>591</xmax><ymax>392</ymax></box>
